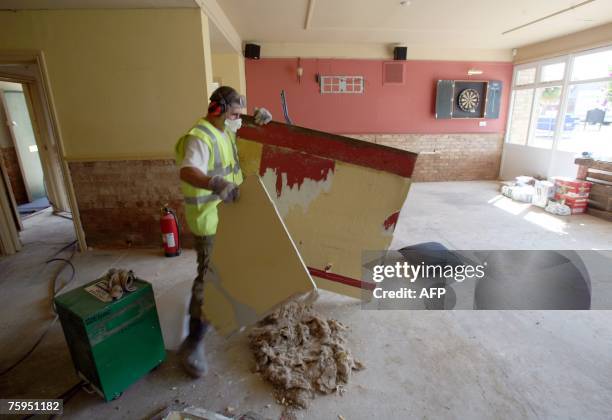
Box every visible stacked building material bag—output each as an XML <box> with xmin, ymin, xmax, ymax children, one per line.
<box><xmin>533</xmin><ymin>180</ymin><xmax>555</xmax><ymax>208</ymax></box>
<box><xmin>553</xmin><ymin>177</ymin><xmax>592</xmax><ymax>215</ymax></box>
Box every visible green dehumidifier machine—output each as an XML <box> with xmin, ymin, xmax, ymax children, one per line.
<box><xmin>54</xmin><ymin>275</ymin><xmax>166</xmax><ymax>401</ymax></box>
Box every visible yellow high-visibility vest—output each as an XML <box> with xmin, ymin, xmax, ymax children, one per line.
<box><xmin>175</xmin><ymin>118</ymin><xmax>243</xmax><ymax>236</ymax></box>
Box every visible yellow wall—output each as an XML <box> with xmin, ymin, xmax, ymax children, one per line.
<box><xmin>211</xmin><ymin>52</ymin><xmax>247</xmax><ymax>96</ymax></box>
<box><xmin>0</xmin><ymin>9</ymin><xmax>212</xmax><ymax>160</ymax></box>
<box><xmin>515</xmin><ymin>23</ymin><xmax>612</xmax><ymax>64</ymax></box>
<box><xmin>200</xmin><ymin>11</ymin><xmax>216</xmax><ymax>103</ymax></box>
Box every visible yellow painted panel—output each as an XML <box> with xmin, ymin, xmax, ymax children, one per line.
<box><xmin>236</xmin><ymin>138</ymin><xmax>262</xmax><ymax>177</ymax></box>
<box><xmin>0</xmin><ymin>9</ymin><xmax>209</xmax><ymax>160</ymax></box>
<box><xmin>203</xmin><ymin>176</ymin><xmax>316</xmax><ymax>336</ymax></box>
<box><xmin>235</xmin><ymin>137</ymin><xmax>411</xmax><ymax>295</ymax></box>
<box><xmin>270</xmin><ymin>160</ymin><xmax>411</xmax><ymax>282</ymax></box>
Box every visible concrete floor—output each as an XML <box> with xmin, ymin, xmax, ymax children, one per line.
<box><xmin>1</xmin><ymin>182</ymin><xmax>611</xmax><ymax>419</ymax></box>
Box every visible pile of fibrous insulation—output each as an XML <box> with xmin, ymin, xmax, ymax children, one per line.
<box><xmin>248</xmin><ymin>301</ymin><xmax>364</xmax><ymax>408</ymax></box>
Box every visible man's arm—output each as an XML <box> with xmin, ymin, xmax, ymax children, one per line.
<box><xmin>179</xmin><ymin>167</ymin><xmax>212</xmax><ymax>190</ymax></box>
<box><xmin>180</xmin><ymin>167</ymin><xmax>239</xmax><ymax>203</ymax></box>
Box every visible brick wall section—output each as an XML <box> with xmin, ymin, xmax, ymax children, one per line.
<box><xmin>0</xmin><ymin>146</ymin><xmax>29</xmax><ymax>204</ymax></box>
<box><xmin>68</xmin><ymin>160</ymin><xmax>191</xmax><ymax>248</ymax></box>
<box><xmin>68</xmin><ymin>132</ymin><xmax>503</xmax><ymax>247</ymax></box>
<box><xmin>348</xmin><ymin>133</ymin><xmax>504</xmax><ymax>181</ymax></box>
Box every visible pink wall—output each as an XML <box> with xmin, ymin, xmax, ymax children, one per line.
<box><xmin>245</xmin><ymin>58</ymin><xmax>513</xmax><ymax>134</ymax></box>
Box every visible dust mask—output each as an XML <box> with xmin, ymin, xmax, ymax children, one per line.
<box><xmin>225</xmin><ymin>118</ymin><xmax>242</xmax><ymax>133</ymax></box>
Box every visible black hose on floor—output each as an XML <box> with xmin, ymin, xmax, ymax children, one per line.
<box><xmin>0</xmin><ymin>241</ymin><xmax>78</xmax><ymax>377</ymax></box>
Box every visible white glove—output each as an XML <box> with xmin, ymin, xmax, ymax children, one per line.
<box><xmin>209</xmin><ymin>175</ymin><xmax>239</xmax><ymax>203</ymax></box>
<box><xmin>254</xmin><ymin>107</ymin><xmax>272</xmax><ymax>125</ymax></box>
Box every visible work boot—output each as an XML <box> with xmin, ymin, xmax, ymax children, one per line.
<box><xmin>179</xmin><ymin>318</ymin><xmax>209</xmax><ymax>378</ymax></box>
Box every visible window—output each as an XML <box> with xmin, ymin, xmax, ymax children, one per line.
<box><xmin>506</xmin><ymin>46</ymin><xmax>612</xmax><ymax>159</ymax></box>
<box><xmin>571</xmin><ymin>49</ymin><xmax>612</xmax><ymax>81</ymax></box>
<box><xmin>516</xmin><ymin>67</ymin><xmax>536</xmax><ymax>85</ymax></box>
<box><xmin>507</xmin><ymin>90</ymin><xmax>533</xmax><ymax>145</ymax></box>
<box><xmin>531</xmin><ymin>86</ymin><xmax>562</xmax><ymax>148</ymax></box>
<box><xmin>540</xmin><ymin>62</ymin><xmax>565</xmax><ymax>82</ymax></box>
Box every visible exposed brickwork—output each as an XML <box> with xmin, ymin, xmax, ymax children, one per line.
<box><xmin>348</xmin><ymin>133</ymin><xmax>504</xmax><ymax>181</ymax></box>
<box><xmin>68</xmin><ymin>132</ymin><xmax>503</xmax><ymax>247</ymax></box>
<box><xmin>68</xmin><ymin>159</ymin><xmax>190</xmax><ymax>248</ymax></box>
<box><xmin>0</xmin><ymin>146</ymin><xmax>29</xmax><ymax>204</ymax></box>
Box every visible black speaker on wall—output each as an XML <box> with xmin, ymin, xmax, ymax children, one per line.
<box><xmin>393</xmin><ymin>46</ymin><xmax>407</xmax><ymax>60</ymax></box>
<box><xmin>244</xmin><ymin>43</ymin><xmax>261</xmax><ymax>59</ymax></box>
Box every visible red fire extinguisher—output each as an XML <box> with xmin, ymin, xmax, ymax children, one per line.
<box><xmin>160</xmin><ymin>206</ymin><xmax>181</xmax><ymax>257</ymax></box>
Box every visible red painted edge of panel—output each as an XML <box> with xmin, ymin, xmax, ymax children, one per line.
<box><xmin>308</xmin><ymin>267</ymin><xmax>375</xmax><ymax>291</ymax></box>
<box><xmin>239</xmin><ymin>116</ymin><xmax>417</xmax><ymax>178</ymax></box>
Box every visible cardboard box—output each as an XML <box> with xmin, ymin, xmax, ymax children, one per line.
<box><xmin>554</xmin><ymin>177</ymin><xmax>592</xmax><ymax>196</ymax></box>
<box><xmin>553</xmin><ymin>177</ymin><xmax>593</xmax><ymax>188</ymax></box>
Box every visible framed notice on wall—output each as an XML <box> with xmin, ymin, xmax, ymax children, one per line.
<box><xmin>320</xmin><ymin>76</ymin><xmax>364</xmax><ymax>94</ymax></box>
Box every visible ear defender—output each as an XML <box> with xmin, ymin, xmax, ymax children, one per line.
<box><xmin>208</xmin><ymin>95</ymin><xmax>229</xmax><ymax>117</ymax></box>
<box><xmin>208</xmin><ymin>100</ymin><xmax>223</xmax><ymax>116</ymax></box>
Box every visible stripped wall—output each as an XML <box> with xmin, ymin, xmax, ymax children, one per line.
<box><xmin>0</xmin><ymin>102</ymin><xmax>28</xmax><ymax>204</ymax></box>
<box><xmin>68</xmin><ymin>159</ymin><xmax>185</xmax><ymax>248</ymax></box>
<box><xmin>351</xmin><ymin>133</ymin><xmax>504</xmax><ymax>181</ymax></box>
<box><xmin>0</xmin><ymin>147</ymin><xmax>28</xmax><ymax>205</ymax></box>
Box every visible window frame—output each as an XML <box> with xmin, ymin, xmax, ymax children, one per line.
<box><xmin>505</xmin><ymin>45</ymin><xmax>612</xmax><ymax>151</ymax></box>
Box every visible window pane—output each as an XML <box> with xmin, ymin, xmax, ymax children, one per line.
<box><xmin>558</xmin><ymin>82</ymin><xmax>612</xmax><ymax>159</ymax></box>
<box><xmin>516</xmin><ymin>67</ymin><xmax>536</xmax><ymax>85</ymax></box>
<box><xmin>507</xmin><ymin>89</ymin><xmax>534</xmax><ymax>145</ymax></box>
<box><xmin>571</xmin><ymin>49</ymin><xmax>612</xmax><ymax>81</ymax></box>
<box><xmin>540</xmin><ymin>62</ymin><xmax>565</xmax><ymax>82</ymax></box>
<box><xmin>529</xmin><ymin>86</ymin><xmax>562</xmax><ymax>149</ymax></box>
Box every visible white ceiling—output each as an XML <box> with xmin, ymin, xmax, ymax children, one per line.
<box><xmin>3</xmin><ymin>0</ymin><xmax>610</xmax><ymax>53</ymax></box>
<box><xmin>218</xmin><ymin>0</ymin><xmax>612</xmax><ymax>49</ymax></box>
<box><xmin>0</xmin><ymin>0</ymin><xmax>197</xmax><ymax>9</ymax></box>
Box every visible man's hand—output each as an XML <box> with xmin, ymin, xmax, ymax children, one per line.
<box><xmin>254</xmin><ymin>107</ymin><xmax>272</xmax><ymax>125</ymax></box>
<box><xmin>209</xmin><ymin>175</ymin><xmax>239</xmax><ymax>203</ymax></box>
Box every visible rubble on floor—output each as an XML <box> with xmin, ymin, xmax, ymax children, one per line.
<box><xmin>249</xmin><ymin>301</ymin><xmax>364</xmax><ymax>409</ymax></box>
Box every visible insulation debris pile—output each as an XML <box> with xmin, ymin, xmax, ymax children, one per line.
<box><xmin>249</xmin><ymin>301</ymin><xmax>364</xmax><ymax>408</ymax></box>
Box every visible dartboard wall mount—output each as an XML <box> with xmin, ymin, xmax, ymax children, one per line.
<box><xmin>435</xmin><ymin>79</ymin><xmax>503</xmax><ymax>120</ymax></box>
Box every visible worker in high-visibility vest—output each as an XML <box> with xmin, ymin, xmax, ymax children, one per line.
<box><xmin>175</xmin><ymin>86</ymin><xmax>272</xmax><ymax>377</ymax></box>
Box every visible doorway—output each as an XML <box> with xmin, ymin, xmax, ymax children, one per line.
<box><xmin>0</xmin><ymin>82</ymin><xmax>50</xmax><ymax>217</ymax></box>
<box><xmin>0</xmin><ymin>52</ymin><xmax>85</xmax><ymax>256</ymax></box>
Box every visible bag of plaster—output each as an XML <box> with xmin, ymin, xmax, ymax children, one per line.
<box><xmin>501</xmin><ymin>185</ymin><xmax>513</xmax><ymax>198</ymax></box>
<box><xmin>510</xmin><ymin>185</ymin><xmax>536</xmax><ymax>203</ymax></box>
<box><xmin>515</xmin><ymin>176</ymin><xmax>536</xmax><ymax>186</ymax></box>
<box><xmin>545</xmin><ymin>201</ymin><xmax>571</xmax><ymax>216</ymax></box>
<box><xmin>533</xmin><ymin>180</ymin><xmax>555</xmax><ymax>208</ymax></box>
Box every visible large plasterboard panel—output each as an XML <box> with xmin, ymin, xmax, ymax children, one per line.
<box><xmin>203</xmin><ymin>176</ymin><xmax>316</xmax><ymax>336</ymax></box>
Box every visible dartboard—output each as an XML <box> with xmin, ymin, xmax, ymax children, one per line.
<box><xmin>458</xmin><ymin>89</ymin><xmax>480</xmax><ymax>112</ymax></box>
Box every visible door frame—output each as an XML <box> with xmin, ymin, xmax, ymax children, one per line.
<box><xmin>0</xmin><ymin>50</ymin><xmax>86</xmax><ymax>253</ymax></box>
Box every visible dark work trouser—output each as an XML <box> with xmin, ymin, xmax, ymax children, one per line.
<box><xmin>189</xmin><ymin>234</ymin><xmax>216</xmax><ymax>323</ymax></box>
